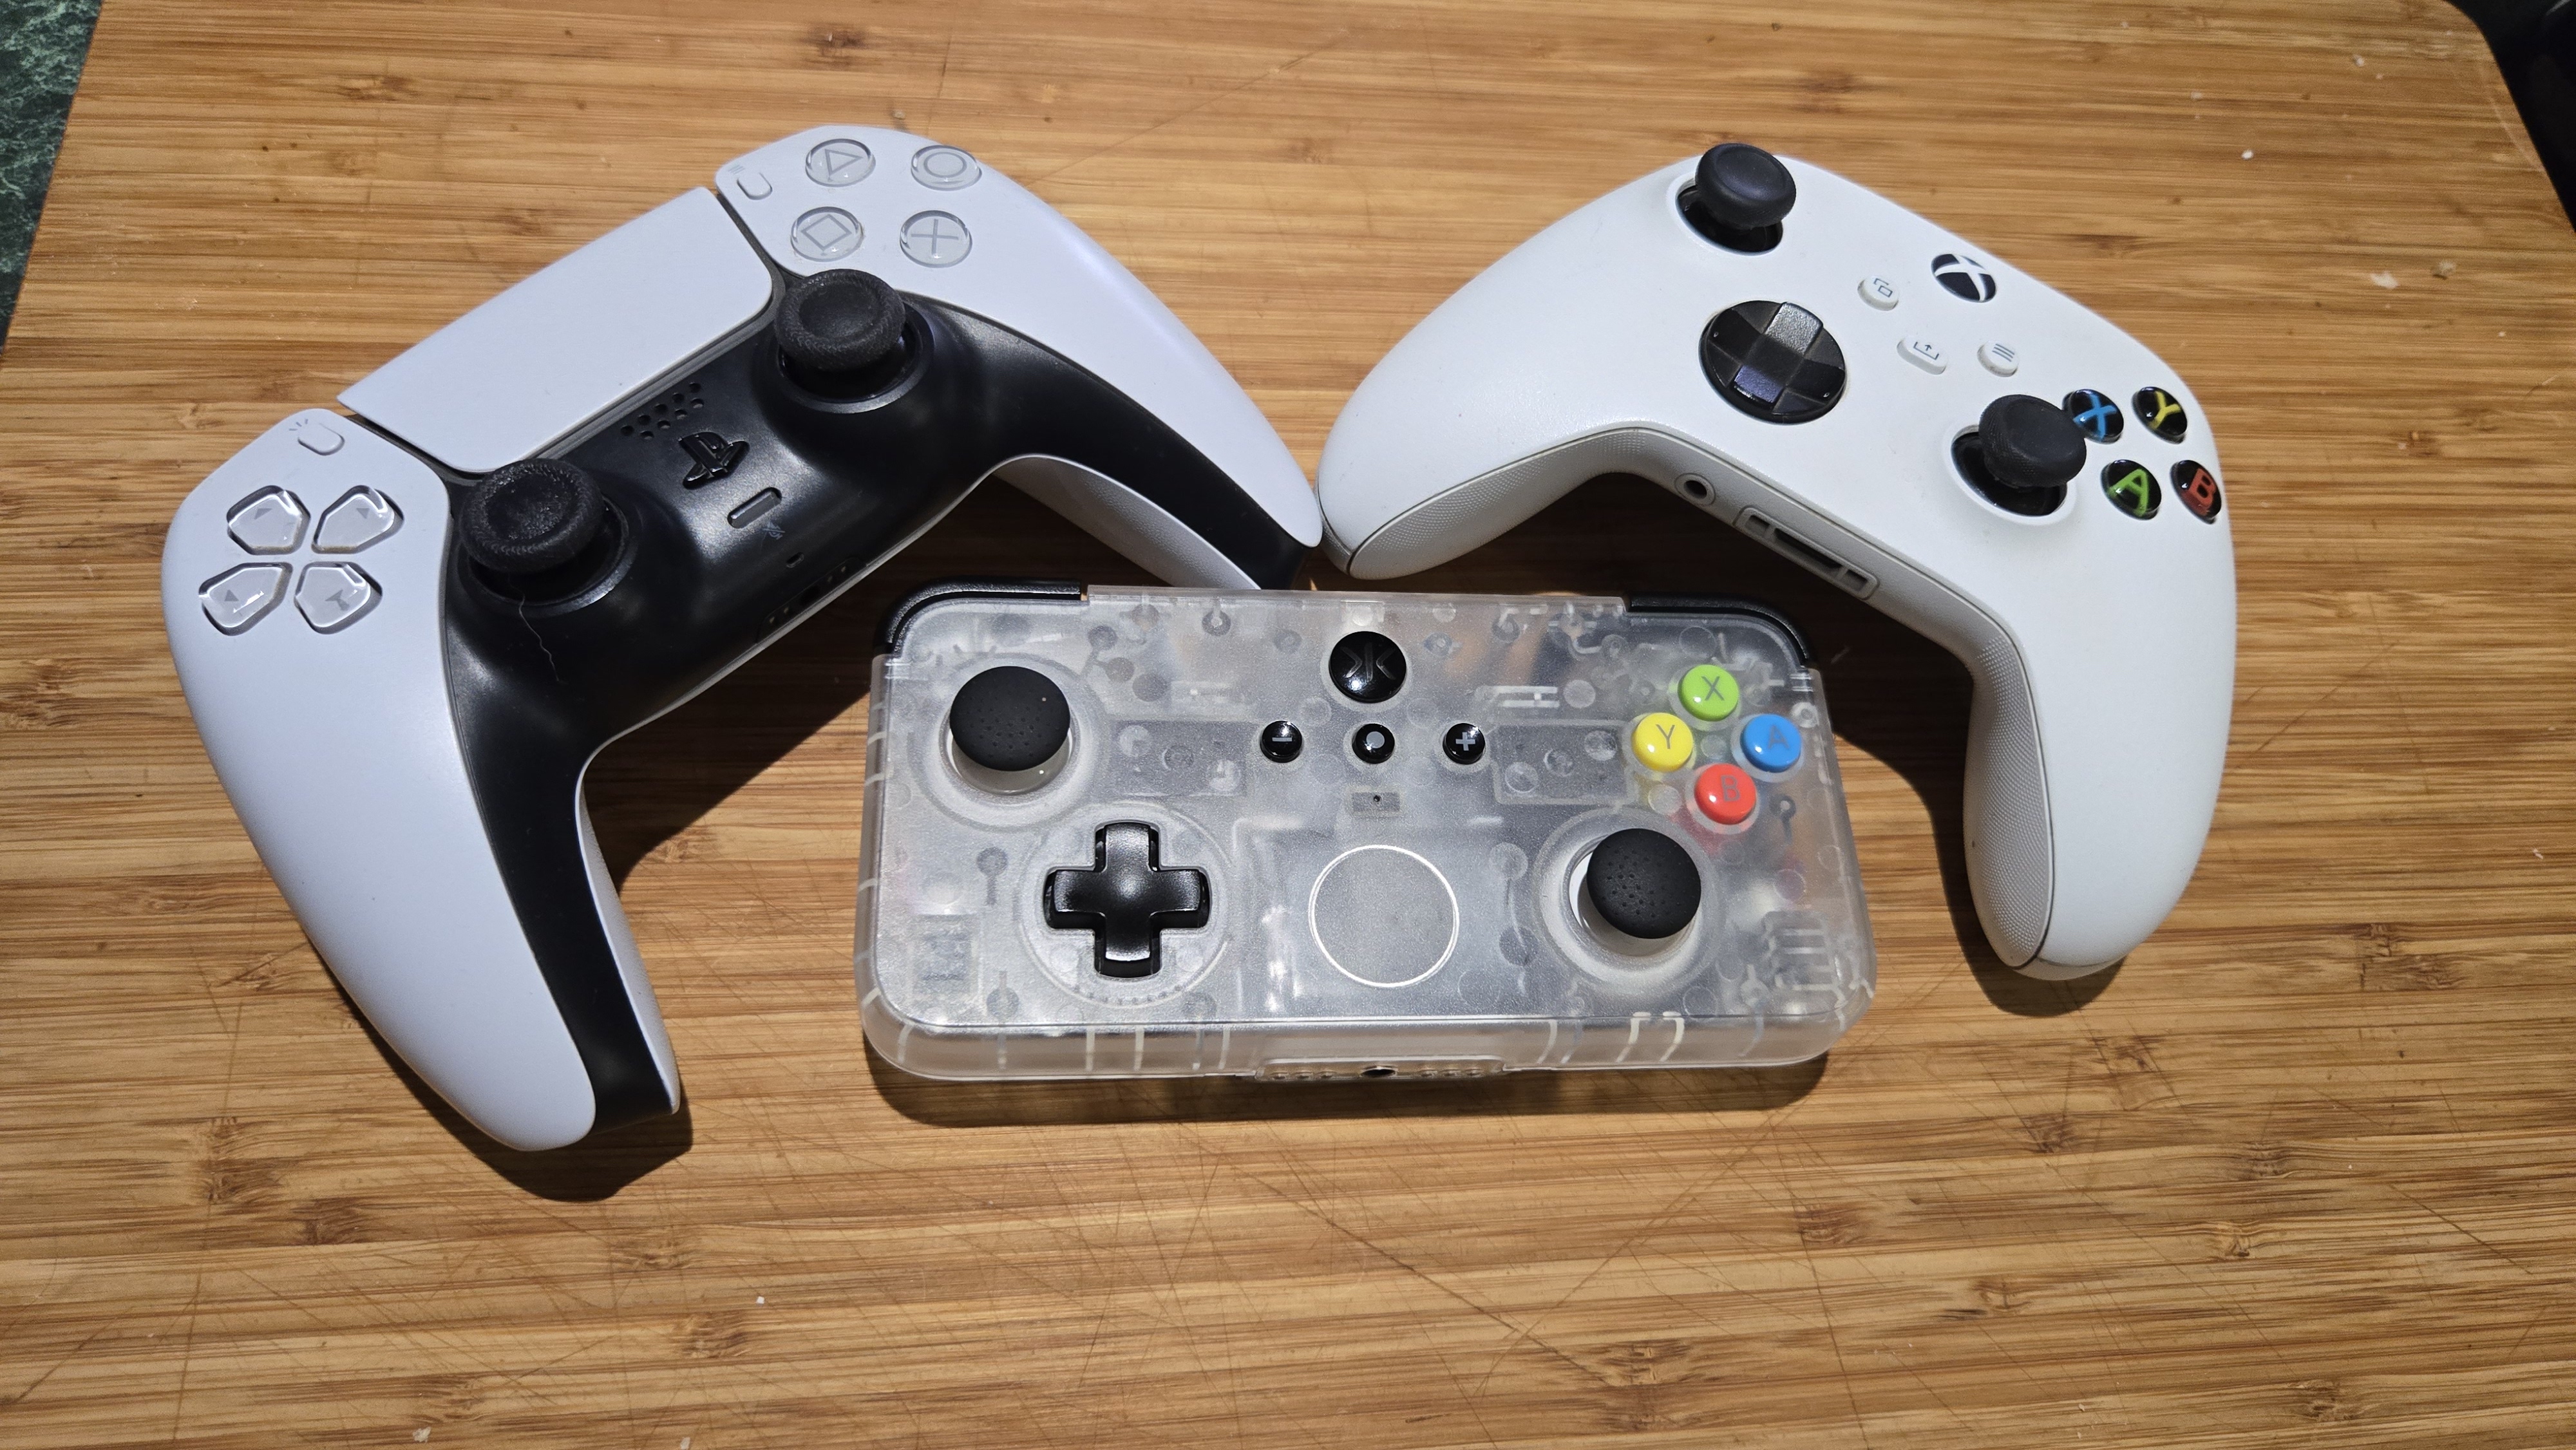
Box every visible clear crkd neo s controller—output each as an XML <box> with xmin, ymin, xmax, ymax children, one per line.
<box><xmin>1317</xmin><ymin>142</ymin><xmax>2236</xmax><ymax>979</ymax></box>
<box><xmin>161</xmin><ymin>127</ymin><xmax>1323</xmax><ymax>1151</ymax></box>
<box><xmin>857</xmin><ymin>585</ymin><xmax>1875</xmax><ymax>1082</ymax></box>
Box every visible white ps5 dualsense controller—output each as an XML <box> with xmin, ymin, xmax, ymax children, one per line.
<box><xmin>1316</xmin><ymin>144</ymin><xmax>2233</xmax><ymax>977</ymax></box>
<box><xmin>163</xmin><ymin>126</ymin><xmax>1322</xmax><ymax>1151</ymax></box>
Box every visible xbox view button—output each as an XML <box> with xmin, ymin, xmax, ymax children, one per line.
<box><xmin>1739</xmin><ymin>713</ymin><xmax>1802</xmax><ymax>773</ymax></box>
<box><xmin>1631</xmin><ymin>712</ymin><xmax>1695</xmax><ymax>773</ymax></box>
<box><xmin>1678</xmin><ymin>663</ymin><xmax>1739</xmax><ymax>722</ymax></box>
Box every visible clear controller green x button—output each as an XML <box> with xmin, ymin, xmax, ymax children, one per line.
<box><xmin>1679</xmin><ymin>663</ymin><xmax>1740</xmax><ymax>721</ymax></box>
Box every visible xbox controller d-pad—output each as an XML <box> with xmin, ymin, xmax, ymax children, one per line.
<box><xmin>855</xmin><ymin>585</ymin><xmax>1876</xmax><ymax>1082</ymax></box>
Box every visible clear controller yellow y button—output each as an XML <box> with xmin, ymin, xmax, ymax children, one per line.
<box><xmin>1630</xmin><ymin>711</ymin><xmax>1696</xmax><ymax>772</ymax></box>
<box><xmin>1678</xmin><ymin>663</ymin><xmax>1739</xmax><ymax>721</ymax></box>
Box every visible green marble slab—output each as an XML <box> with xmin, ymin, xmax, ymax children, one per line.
<box><xmin>1</xmin><ymin>0</ymin><xmax>102</xmax><ymax>351</ymax></box>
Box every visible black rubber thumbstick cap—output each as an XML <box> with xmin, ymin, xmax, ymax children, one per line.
<box><xmin>459</xmin><ymin>458</ymin><xmax>605</xmax><ymax>574</ymax></box>
<box><xmin>1976</xmin><ymin>395</ymin><xmax>2089</xmax><ymax>492</ymax></box>
<box><xmin>1330</xmin><ymin>632</ymin><xmax>1406</xmax><ymax>704</ymax></box>
<box><xmin>1694</xmin><ymin>143</ymin><xmax>1797</xmax><ymax>231</ymax></box>
<box><xmin>777</xmin><ymin>269</ymin><xmax>906</xmax><ymax>375</ymax></box>
<box><xmin>951</xmin><ymin>665</ymin><xmax>1071</xmax><ymax>773</ymax></box>
<box><xmin>1586</xmin><ymin>828</ymin><xmax>1701</xmax><ymax>941</ymax></box>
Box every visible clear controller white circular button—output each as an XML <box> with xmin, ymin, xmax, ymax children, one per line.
<box><xmin>900</xmin><ymin>211</ymin><xmax>972</xmax><ymax>267</ymax></box>
<box><xmin>910</xmin><ymin>146</ymin><xmax>981</xmax><ymax>190</ymax></box>
<box><xmin>804</xmin><ymin>138</ymin><xmax>875</xmax><ymax>187</ymax></box>
<box><xmin>226</xmin><ymin>487</ymin><xmax>308</xmax><ymax>554</ymax></box>
<box><xmin>1857</xmin><ymin>275</ymin><xmax>1900</xmax><ymax>310</ymax></box>
<box><xmin>790</xmin><ymin>207</ymin><xmax>863</xmax><ymax>262</ymax></box>
<box><xmin>1977</xmin><ymin>341</ymin><xmax>2022</xmax><ymax>377</ymax></box>
<box><xmin>295</xmin><ymin>563</ymin><xmax>381</xmax><ymax>634</ymax></box>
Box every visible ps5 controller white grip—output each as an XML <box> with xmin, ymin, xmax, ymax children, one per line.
<box><xmin>161</xmin><ymin>412</ymin><xmax>676</xmax><ymax>1150</ymax></box>
<box><xmin>1319</xmin><ymin>156</ymin><xmax>2233</xmax><ymax>974</ymax></box>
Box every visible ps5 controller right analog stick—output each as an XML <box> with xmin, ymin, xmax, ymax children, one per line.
<box><xmin>1584</xmin><ymin>828</ymin><xmax>1701</xmax><ymax>941</ymax></box>
<box><xmin>949</xmin><ymin>665</ymin><xmax>1071</xmax><ymax>773</ymax></box>
<box><xmin>776</xmin><ymin>269</ymin><xmax>909</xmax><ymax>392</ymax></box>
<box><xmin>1683</xmin><ymin>143</ymin><xmax>1795</xmax><ymax>250</ymax></box>
<box><xmin>459</xmin><ymin>458</ymin><xmax>606</xmax><ymax>574</ymax></box>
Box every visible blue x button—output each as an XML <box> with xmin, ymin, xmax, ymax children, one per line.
<box><xmin>2063</xmin><ymin>389</ymin><xmax>2124</xmax><ymax>444</ymax></box>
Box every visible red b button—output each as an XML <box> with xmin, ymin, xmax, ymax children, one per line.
<box><xmin>1694</xmin><ymin>762</ymin><xmax>1757</xmax><ymax>826</ymax></box>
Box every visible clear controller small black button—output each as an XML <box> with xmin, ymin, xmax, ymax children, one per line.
<box><xmin>1352</xmin><ymin>723</ymin><xmax>1395</xmax><ymax>764</ymax></box>
<box><xmin>1260</xmin><ymin>719</ymin><xmax>1303</xmax><ymax>763</ymax></box>
<box><xmin>1442</xmin><ymin>722</ymin><xmax>1486</xmax><ymax>765</ymax></box>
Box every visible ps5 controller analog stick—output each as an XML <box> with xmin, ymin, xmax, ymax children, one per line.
<box><xmin>950</xmin><ymin>665</ymin><xmax>1072</xmax><ymax>773</ymax></box>
<box><xmin>1692</xmin><ymin>143</ymin><xmax>1797</xmax><ymax>231</ymax></box>
<box><xmin>777</xmin><ymin>269</ymin><xmax>907</xmax><ymax>376</ymax></box>
<box><xmin>1976</xmin><ymin>395</ymin><xmax>2089</xmax><ymax>493</ymax></box>
<box><xmin>459</xmin><ymin>458</ymin><xmax>606</xmax><ymax>574</ymax></box>
<box><xmin>1585</xmin><ymin>828</ymin><xmax>1701</xmax><ymax>941</ymax></box>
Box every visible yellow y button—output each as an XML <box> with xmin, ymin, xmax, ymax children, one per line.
<box><xmin>1631</xmin><ymin>711</ymin><xmax>1695</xmax><ymax>773</ymax></box>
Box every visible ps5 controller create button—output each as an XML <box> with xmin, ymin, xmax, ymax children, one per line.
<box><xmin>1631</xmin><ymin>712</ymin><xmax>1694</xmax><ymax>773</ymax></box>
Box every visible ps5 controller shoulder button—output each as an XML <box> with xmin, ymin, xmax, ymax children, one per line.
<box><xmin>294</xmin><ymin>562</ymin><xmax>381</xmax><ymax>634</ymax></box>
<box><xmin>1260</xmin><ymin>720</ymin><xmax>1303</xmax><ymax>763</ymax></box>
<box><xmin>2134</xmin><ymin>386</ymin><xmax>2189</xmax><ymax>443</ymax></box>
<box><xmin>1693</xmin><ymin>762</ymin><xmax>1758</xmax><ymax>826</ymax></box>
<box><xmin>313</xmin><ymin>487</ymin><xmax>402</xmax><ymax>553</ymax></box>
<box><xmin>950</xmin><ymin>665</ymin><xmax>1072</xmax><ymax>773</ymax></box>
<box><xmin>2172</xmin><ymin>460</ymin><xmax>2224</xmax><ymax>523</ymax></box>
<box><xmin>910</xmin><ymin>146</ymin><xmax>981</xmax><ymax>190</ymax></box>
<box><xmin>225</xmin><ymin>487</ymin><xmax>308</xmax><ymax>554</ymax></box>
<box><xmin>1630</xmin><ymin>712</ymin><xmax>1694</xmax><ymax>773</ymax></box>
<box><xmin>200</xmin><ymin>563</ymin><xmax>292</xmax><ymax>634</ymax></box>
<box><xmin>2064</xmin><ymin>389</ymin><xmax>2125</xmax><ymax>444</ymax></box>
<box><xmin>1739</xmin><ymin>713</ymin><xmax>1803</xmax><ymax>773</ymax></box>
<box><xmin>2099</xmin><ymin>460</ymin><xmax>2161</xmax><ymax>520</ymax></box>
<box><xmin>1678</xmin><ymin>664</ymin><xmax>1739</xmax><ymax>722</ymax></box>
<box><xmin>1584</xmin><ymin>828</ymin><xmax>1700</xmax><ymax>940</ymax></box>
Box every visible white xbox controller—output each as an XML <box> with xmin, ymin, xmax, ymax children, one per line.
<box><xmin>1316</xmin><ymin>144</ymin><xmax>2233</xmax><ymax>977</ymax></box>
<box><xmin>164</xmin><ymin>127</ymin><xmax>1321</xmax><ymax>1151</ymax></box>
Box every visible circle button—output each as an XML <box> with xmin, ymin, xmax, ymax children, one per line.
<box><xmin>1631</xmin><ymin>712</ymin><xmax>1694</xmax><ymax>773</ymax></box>
<box><xmin>1678</xmin><ymin>663</ymin><xmax>1739</xmax><ymax>721</ymax></box>
<box><xmin>790</xmin><ymin>207</ymin><xmax>862</xmax><ymax>261</ymax></box>
<box><xmin>805</xmin><ymin>138</ymin><xmax>875</xmax><ymax>186</ymax></box>
<box><xmin>1694</xmin><ymin>763</ymin><xmax>1758</xmax><ymax>825</ymax></box>
<box><xmin>910</xmin><ymin>145</ymin><xmax>981</xmax><ymax>190</ymax></box>
<box><xmin>899</xmin><ymin>211</ymin><xmax>972</xmax><ymax>267</ymax></box>
<box><xmin>1701</xmin><ymin>301</ymin><xmax>1845</xmax><ymax>423</ymax></box>
<box><xmin>1740</xmin><ymin>713</ymin><xmax>1803</xmax><ymax>773</ymax></box>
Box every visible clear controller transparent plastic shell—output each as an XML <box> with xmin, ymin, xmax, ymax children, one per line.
<box><xmin>857</xmin><ymin>586</ymin><xmax>1875</xmax><ymax>1080</ymax></box>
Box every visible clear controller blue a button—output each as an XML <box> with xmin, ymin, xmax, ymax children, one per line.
<box><xmin>1740</xmin><ymin>713</ymin><xmax>1803</xmax><ymax>772</ymax></box>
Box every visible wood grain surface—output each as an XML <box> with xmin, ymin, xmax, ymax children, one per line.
<box><xmin>6</xmin><ymin>1</ymin><xmax>2575</xmax><ymax>1445</ymax></box>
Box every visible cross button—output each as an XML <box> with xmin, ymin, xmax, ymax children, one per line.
<box><xmin>1044</xmin><ymin>822</ymin><xmax>1209</xmax><ymax>979</ymax></box>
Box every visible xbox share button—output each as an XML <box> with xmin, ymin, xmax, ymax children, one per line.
<box><xmin>804</xmin><ymin>138</ymin><xmax>875</xmax><ymax>187</ymax></box>
<box><xmin>900</xmin><ymin>211</ymin><xmax>972</xmax><ymax>267</ymax></box>
<box><xmin>790</xmin><ymin>207</ymin><xmax>862</xmax><ymax>262</ymax></box>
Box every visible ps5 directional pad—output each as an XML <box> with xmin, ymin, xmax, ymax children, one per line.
<box><xmin>1043</xmin><ymin>822</ymin><xmax>1210</xmax><ymax>979</ymax></box>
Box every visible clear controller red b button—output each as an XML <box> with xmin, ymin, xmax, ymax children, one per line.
<box><xmin>1694</xmin><ymin>762</ymin><xmax>1757</xmax><ymax>825</ymax></box>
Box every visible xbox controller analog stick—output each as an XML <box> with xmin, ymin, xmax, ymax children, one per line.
<box><xmin>1976</xmin><ymin>395</ymin><xmax>2087</xmax><ymax>492</ymax></box>
<box><xmin>459</xmin><ymin>458</ymin><xmax>606</xmax><ymax>574</ymax></box>
<box><xmin>1683</xmin><ymin>143</ymin><xmax>1795</xmax><ymax>252</ymax></box>
<box><xmin>950</xmin><ymin>664</ymin><xmax>1072</xmax><ymax>774</ymax></box>
<box><xmin>1585</xmin><ymin>828</ymin><xmax>1700</xmax><ymax>941</ymax></box>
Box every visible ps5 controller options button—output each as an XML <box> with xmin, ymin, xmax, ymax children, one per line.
<box><xmin>1739</xmin><ymin>713</ymin><xmax>1803</xmax><ymax>773</ymax></box>
<box><xmin>899</xmin><ymin>211</ymin><xmax>972</xmax><ymax>267</ymax></box>
<box><xmin>2135</xmin><ymin>386</ymin><xmax>2189</xmax><ymax>442</ymax></box>
<box><xmin>225</xmin><ymin>488</ymin><xmax>308</xmax><ymax>554</ymax></box>
<box><xmin>1441</xmin><ymin>722</ymin><xmax>1487</xmax><ymax>766</ymax></box>
<box><xmin>2064</xmin><ymin>389</ymin><xmax>2125</xmax><ymax>444</ymax></box>
<box><xmin>1702</xmin><ymin>301</ymin><xmax>1845</xmax><ymax>423</ymax></box>
<box><xmin>790</xmin><ymin>207</ymin><xmax>864</xmax><ymax>262</ymax></box>
<box><xmin>1260</xmin><ymin>720</ymin><xmax>1304</xmax><ymax>763</ymax></box>
<box><xmin>294</xmin><ymin>563</ymin><xmax>380</xmax><ymax>634</ymax></box>
<box><xmin>1631</xmin><ymin>712</ymin><xmax>1694</xmax><ymax>773</ymax></box>
<box><xmin>200</xmin><ymin>563</ymin><xmax>291</xmax><ymax>634</ymax></box>
<box><xmin>951</xmin><ymin>665</ymin><xmax>1072</xmax><ymax>773</ymax></box>
<box><xmin>804</xmin><ymin>138</ymin><xmax>875</xmax><ymax>187</ymax></box>
<box><xmin>1678</xmin><ymin>664</ymin><xmax>1739</xmax><ymax>722</ymax></box>
<box><xmin>910</xmin><ymin>146</ymin><xmax>981</xmax><ymax>190</ymax></box>
<box><xmin>2173</xmin><ymin>460</ymin><xmax>2224</xmax><ymax>523</ymax></box>
<box><xmin>314</xmin><ymin>487</ymin><xmax>402</xmax><ymax>553</ymax></box>
<box><xmin>1585</xmin><ymin>829</ymin><xmax>1700</xmax><ymax>940</ymax></box>
<box><xmin>1045</xmin><ymin>822</ymin><xmax>1210</xmax><ymax>979</ymax></box>
<box><xmin>1329</xmin><ymin>631</ymin><xmax>1406</xmax><ymax>703</ymax></box>
<box><xmin>1694</xmin><ymin>762</ymin><xmax>1759</xmax><ymax>826</ymax></box>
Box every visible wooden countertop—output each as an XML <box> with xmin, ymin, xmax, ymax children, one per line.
<box><xmin>7</xmin><ymin>1</ymin><xmax>2575</xmax><ymax>1444</ymax></box>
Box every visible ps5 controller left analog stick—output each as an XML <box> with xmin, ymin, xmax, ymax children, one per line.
<box><xmin>777</xmin><ymin>269</ymin><xmax>909</xmax><ymax>393</ymax></box>
<box><xmin>459</xmin><ymin>458</ymin><xmax>605</xmax><ymax>574</ymax></box>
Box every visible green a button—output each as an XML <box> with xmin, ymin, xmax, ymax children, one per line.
<box><xmin>2101</xmin><ymin>460</ymin><xmax>2160</xmax><ymax>520</ymax></box>
<box><xmin>1680</xmin><ymin>663</ymin><xmax>1740</xmax><ymax>721</ymax></box>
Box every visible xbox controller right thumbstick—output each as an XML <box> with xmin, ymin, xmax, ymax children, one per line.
<box><xmin>1975</xmin><ymin>394</ymin><xmax>2088</xmax><ymax>493</ymax></box>
<box><xmin>459</xmin><ymin>458</ymin><xmax>607</xmax><ymax>575</ymax></box>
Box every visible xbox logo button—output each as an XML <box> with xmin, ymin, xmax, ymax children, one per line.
<box><xmin>1701</xmin><ymin>301</ymin><xmax>1846</xmax><ymax>424</ymax></box>
<box><xmin>1931</xmin><ymin>252</ymin><xmax>1997</xmax><ymax>303</ymax></box>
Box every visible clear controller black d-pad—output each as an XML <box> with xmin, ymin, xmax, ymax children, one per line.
<box><xmin>1044</xmin><ymin>822</ymin><xmax>1210</xmax><ymax>979</ymax></box>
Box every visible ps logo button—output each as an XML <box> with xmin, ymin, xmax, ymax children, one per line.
<box><xmin>200</xmin><ymin>563</ymin><xmax>291</xmax><ymax>634</ymax></box>
<box><xmin>804</xmin><ymin>138</ymin><xmax>875</xmax><ymax>187</ymax></box>
<box><xmin>910</xmin><ymin>145</ymin><xmax>981</xmax><ymax>190</ymax></box>
<box><xmin>899</xmin><ymin>211</ymin><xmax>971</xmax><ymax>267</ymax></box>
<box><xmin>2099</xmin><ymin>460</ymin><xmax>2161</xmax><ymax>520</ymax></box>
<box><xmin>790</xmin><ymin>207</ymin><xmax>862</xmax><ymax>262</ymax></box>
<box><xmin>2064</xmin><ymin>389</ymin><xmax>2125</xmax><ymax>444</ymax></box>
<box><xmin>2172</xmin><ymin>460</ymin><xmax>2223</xmax><ymax>522</ymax></box>
<box><xmin>2135</xmin><ymin>386</ymin><xmax>2188</xmax><ymax>443</ymax></box>
<box><xmin>1932</xmin><ymin>252</ymin><xmax>1997</xmax><ymax>302</ymax></box>
<box><xmin>677</xmin><ymin>431</ymin><xmax>748</xmax><ymax>487</ymax></box>
<box><xmin>226</xmin><ymin>487</ymin><xmax>308</xmax><ymax>554</ymax></box>
<box><xmin>295</xmin><ymin>563</ymin><xmax>380</xmax><ymax>634</ymax></box>
<box><xmin>314</xmin><ymin>487</ymin><xmax>402</xmax><ymax>553</ymax></box>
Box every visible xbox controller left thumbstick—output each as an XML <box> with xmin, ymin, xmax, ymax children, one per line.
<box><xmin>1692</xmin><ymin>143</ymin><xmax>1797</xmax><ymax>232</ymax></box>
<box><xmin>777</xmin><ymin>269</ymin><xmax>907</xmax><ymax>381</ymax></box>
<box><xmin>951</xmin><ymin>665</ymin><xmax>1072</xmax><ymax>774</ymax></box>
<box><xmin>459</xmin><ymin>458</ymin><xmax>606</xmax><ymax>574</ymax></box>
